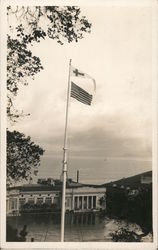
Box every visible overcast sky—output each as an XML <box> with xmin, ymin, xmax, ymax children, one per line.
<box><xmin>9</xmin><ymin>5</ymin><xmax>152</xmax><ymax>181</ymax></box>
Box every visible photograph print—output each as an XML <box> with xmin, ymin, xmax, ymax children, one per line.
<box><xmin>2</xmin><ymin>0</ymin><xmax>157</xmax><ymax>246</ymax></box>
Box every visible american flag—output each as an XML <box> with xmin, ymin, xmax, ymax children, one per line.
<box><xmin>70</xmin><ymin>82</ymin><xmax>92</xmax><ymax>105</ymax></box>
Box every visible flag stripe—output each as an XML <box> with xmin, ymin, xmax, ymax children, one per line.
<box><xmin>71</xmin><ymin>82</ymin><xmax>92</xmax><ymax>98</ymax></box>
<box><xmin>71</xmin><ymin>90</ymin><xmax>92</xmax><ymax>103</ymax></box>
<box><xmin>71</xmin><ymin>86</ymin><xmax>92</xmax><ymax>102</ymax></box>
<box><xmin>71</xmin><ymin>90</ymin><xmax>92</xmax><ymax>102</ymax></box>
<box><xmin>71</xmin><ymin>92</ymin><xmax>92</xmax><ymax>105</ymax></box>
<box><xmin>71</xmin><ymin>90</ymin><xmax>92</xmax><ymax>105</ymax></box>
<box><xmin>70</xmin><ymin>82</ymin><xmax>92</xmax><ymax>105</ymax></box>
<box><xmin>71</xmin><ymin>93</ymin><xmax>92</xmax><ymax>105</ymax></box>
<box><xmin>71</xmin><ymin>82</ymin><xmax>92</xmax><ymax>100</ymax></box>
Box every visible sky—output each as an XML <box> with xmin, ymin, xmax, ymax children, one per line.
<box><xmin>8</xmin><ymin>5</ymin><xmax>152</xmax><ymax>183</ymax></box>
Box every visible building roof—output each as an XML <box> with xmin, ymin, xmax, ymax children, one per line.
<box><xmin>8</xmin><ymin>180</ymin><xmax>104</xmax><ymax>192</ymax></box>
<box><xmin>21</xmin><ymin>184</ymin><xmax>61</xmax><ymax>192</ymax></box>
<box><xmin>8</xmin><ymin>184</ymin><xmax>61</xmax><ymax>192</ymax></box>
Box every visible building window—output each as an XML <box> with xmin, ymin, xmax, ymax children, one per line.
<box><xmin>84</xmin><ymin>196</ymin><xmax>87</xmax><ymax>209</ymax></box>
<box><xmin>10</xmin><ymin>198</ymin><xmax>17</xmax><ymax>210</ymax></box>
<box><xmin>36</xmin><ymin>197</ymin><xmax>43</xmax><ymax>204</ymax></box>
<box><xmin>74</xmin><ymin>196</ymin><xmax>78</xmax><ymax>210</ymax></box>
<box><xmin>45</xmin><ymin>197</ymin><xmax>52</xmax><ymax>205</ymax></box>
<box><xmin>79</xmin><ymin>196</ymin><xmax>82</xmax><ymax>209</ymax></box>
<box><xmin>19</xmin><ymin>198</ymin><xmax>26</xmax><ymax>208</ymax></box>
<box><xmin>19</xmin><ymin>198</ymin><xmax>25</xmax><ymax>202</ymax></box>
<box><xmin>53</xmin><ymin>197</ymin><xmax>59</xmax><ymax>208</ymax></box>
<box><xmin>88</xmin><ymin>196</ymin><xmax>92</xmax><ymax>209</ymax></box>
<box><xmin>28</xmin><ymin>198</ymin><xmax>34</xmax><ymax>205</ymax></box>
<box><xmin>66</xmin><ymin>198</ymin><xmax>70</xmax><ymax>208</ymax></box>
<box><xmin>93</xmin><ymin>196</ymin><xmax>96</xmax><ymax>208</ymax></box>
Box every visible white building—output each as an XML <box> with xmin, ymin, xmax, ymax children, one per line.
<box><xmin>7</xmin><ymin>181</ymin><xmax>106</xmax><ymax>215</ymax></box>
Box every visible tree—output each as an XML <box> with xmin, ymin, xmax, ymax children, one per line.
<box><xmin>7</xmin><ymin>34</ymin><xmax>43</xmax><ymax>121</ymax></box>
<box><xmin>7</xmin><ymin>6</ymin><xmax>91</xmax><ymax>120</ymax></box>
<box><xmin>7</xmin><ymin>130</ymin><xmax>44</xmax><ymax>185</ymax></box>
<box><xmin>106</xmin><ymin>186</ymin><xmax>152</xmax><ymax>235</ymax></box>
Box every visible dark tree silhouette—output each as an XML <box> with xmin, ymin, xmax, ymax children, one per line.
<box><xmin>110</xmin><ymin>228</ymin><xmax>141</xmax><ymax>242</ymax></box>
<box><xmin>7</xmin><ymin>130</ymin><xmax>44</xmax><ymax>185</ymax></box>
<box><xmin>106</xmin><ymin>185</ymin><xmax>152</xmax><ymax>235</ymax></box>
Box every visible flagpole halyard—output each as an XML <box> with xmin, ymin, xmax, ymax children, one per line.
<box><xmin>61</xmin><ymin>59</ymin><xmax>72</xmax><ymax>242</ymax></box>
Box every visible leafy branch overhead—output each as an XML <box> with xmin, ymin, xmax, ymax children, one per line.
<box><xmin>7</xmin><ymin>6</ymin><xmax>92</xmax><ymax>120</ymax></box>
<box><xmin>7</xmin><ymin>35</ymin><xmax>43</xmax><ymax>120</ymax></box>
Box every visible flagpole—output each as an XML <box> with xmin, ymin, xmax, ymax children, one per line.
<box><xmin>61</xmin><ymin>59</ymin><xmax>72</xmax><ymax>242</ymax></box>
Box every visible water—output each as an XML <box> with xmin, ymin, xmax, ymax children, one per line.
<box><xmin>7</xmin><ymin>212</ymin><xmax>152</xmax><ymax>242</ymax></box>
<box><xmin>7</xmin><ymin>213</ymin><xmax>106</xmax><ymax>242</ymax></box>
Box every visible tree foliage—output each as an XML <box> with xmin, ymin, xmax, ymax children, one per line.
<box><xmin>110</xmin><ymin>228</ymin><xmax>141</xmax><ymax>242</ymax></box>
<box><xmin>106</xmin><ymin>185</ymin><xmax>152</xmax><ymax>234</ymax></box>
<box><xmin>7</xmin><ymin>34</ymin><xmax>43</xmax><ymax>120</ymax></box>
<box><xmin>7</xmin><ymin>130</ymin><xmax>44</xmax><ymax>185</ymax></box>
<box><xmin>7</xmin><ymin>6</ymin><xmax>91</xmax><ymax>120</ymax></box>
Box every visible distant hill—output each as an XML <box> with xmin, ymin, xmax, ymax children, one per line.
<box><xmin>103</xmin><ymin>171</ymin><xmax>152</xmax><ymax>189</ymax></box>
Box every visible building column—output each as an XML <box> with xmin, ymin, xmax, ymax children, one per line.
<box><xmin>51</xmin><ymin>196</ymin><xmax>54</xmax><ymax>204</ymax></box>
<box><xmin>43</xmin><ymin>196</ymin><xmax>46</xmax><ymax>203</ymax></box>
<box><xmin>95</xmin><ymin>196</ymin><xmax>97</xmax><ymax>208</ymax></box>
<box><xmin>34</xmin><ymin>196</ymin><xmax>37</xmax><ymax>204</ymax></box>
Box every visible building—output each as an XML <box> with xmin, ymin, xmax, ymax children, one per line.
<box><xmin>140</xmin><ymin>171</ymin><xmax>152</xmax><ymax>184</ymax></box>
<box><xmin>6</xmin><ymin>188</ymin><xmax>20</xmax><ymax>215</ymax></box>
<box><xmin>7</xmin><ymin>179</ymin><xmax>106</xmax><ymax>216</ymax></box>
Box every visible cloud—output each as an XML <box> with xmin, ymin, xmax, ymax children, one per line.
<box><xmin>8</xmin><ymin>6</ymin><xmax>152</xmax><ymax>181</ymax></box>
<box><xmin>31</xmin><ymin>111</ymin><xmax>151</xmax><ymax>161</ymax></box>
